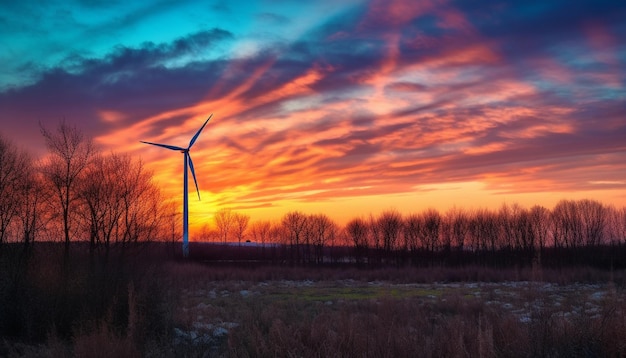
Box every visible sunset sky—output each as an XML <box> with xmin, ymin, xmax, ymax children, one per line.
<box><xmin>1</xmin><ymin>0</ymin><xmax>625</xmax><ymax>229</ymax></box>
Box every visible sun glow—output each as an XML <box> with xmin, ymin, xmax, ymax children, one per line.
<box><xmin>4</xmin><ymin>0</ymin><xmax>624</xmax><ymax>237</ymax></box>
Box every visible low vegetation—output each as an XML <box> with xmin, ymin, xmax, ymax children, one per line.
<box><xmin>2</xmin><ymin>243</ymin><xmax>626</xmax><ymax>357</ymax></box>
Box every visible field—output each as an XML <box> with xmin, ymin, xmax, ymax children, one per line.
<box><xmin>167</xmin><ymin>264</ymin><xmax>626</xmax><ymax>357</ymax></box>
<box><xmin>2</xmin><ymin>245</ymin><xmax>626</xmax><ymax>357</ymax></box>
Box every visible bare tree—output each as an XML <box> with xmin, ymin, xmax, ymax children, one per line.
<box><xmin>15</xmin><ymin>162</ymin><xmax>47</xmax><ymax>247</ymax></box>
<box><xmin>486</xmin><ymin>210</ymin><xmax>500</xmax><ymax>252</ymax></box>
<box><xmin>440</xmin><ymin>211</ymin><xmax>453</xmax><ymax>253</ymax></box>
<box><xmin>281</xmin><ymin>211</ymin><xmax>308</xmax><ymax>264</ymax></box>
<box><xmin>606</xmin><ymin>205</ymin><xmax>626</xmax><ymax>246</ymax></box>
<box><xmin>444</xmin><ymin>207</ymin><xmax>469</xmax><ymax>251</ymax></box>
<box><xmin>346</xmin><ymin>217</ymin><xmax>369</xmax><ymax>263</ymax></box>
<box><xmin>468</xmin><ymin>208</ymin><xmax>498</xmax><ymax>252</ymax></box>
<box><xmin>578</xmin><ymin>199</ymin><xmax>607</xmax><ymax>246</ymax></box>
<box><xmin>495</xmin><ymin>205</ymin><xmax>534</xmax><ymax>266</ymax></box>
<box><xmin>497</xmin><ymin>203</ymin><xmax>515</xmax><ymax>250</ymax></box>
<box><xmin>270</xmin><ymin>221</ymin><xmax>286</xmax><ymax>245</ymax></box>
<box><xmin>0</xmin><ymin>134</ymin><xmax>30</xmax><ymax>246</ymax></box>
<box><xmin>268</xmin><ymin>221</ymin><xmax>287</xmax><ymax>262</ymax></box>
<box><xmin>419</xmin><ymin>208</ymin><xmax>441</xmax><ymax>254</ymax></box>
<box><xmin>377</xmin><ymin>209</ymin><xmax>403</xmax><ymax>254</ymax></box>
<box><xmin>551</xmin><ymin>200</ymin><xmax>583</xmax><ymax>248</ymax></box>
<box><xmin>615</xmin><ymin>206</ymin><xmax>626</xmax><ymax>245</ymax></box>
<box><xmin>233</xmin><ymin>212</ymin><xmax>250</xmax><ymax>245</ymax></box>
<box><xmin>78</xmin><ymin>152</ymin><xmax>161</xmax><ymax>253</ymax></box>
<box><xmin>40</xmin><ymin>121</ymin><xmax>96</xmax><ymax>250</ymax></box>
<box><xmin>529</xmin><ymin>205</ymin><xmax>550</xmax><ymax>251</ymax></box>
<box><xmin>509</xmin><ymin>204</ymin><xmax>534</xmax><ymax>252</ymax></box>
<box><xmin>250</xmin><ymin>220</ymin><xmax>272</xmax><ymax>256</ymax></box>
<box><xmin>78</xmin><ymin>153</ymin><xmax>110</xmax><ymax>252</ymax></box>
<box><xmin>118</xmin><ymin>155</ymin><xmax>161</xmax><ymax>245</ymax></box>
<box><xmin>199</xmin><ymin>223</ymin><xmax>212</xmax><ymax>242</ymax></box>
<box><xmin>368</xmin><ymin>213</ymin><xmax>383</xmax><ymax>263</ymax></box>
<box><xmin>302</xmin><ymin>216</ymin><xmax>314</xmax><ymax>263</ymax></box>
<box><xmin>402</xmin><ymin>213</ymin><xmax>420</xmax><ymax>253</ymax></box>
<box><xmin>468</xmin><ymin>209</ymin><xmax>485</xmax><ymax>252</ymax></box>
<box><xmin>214</xmin><ymin>208</ymin><xmax>234</xmax><ymax>243</ymax></box>
<box><xmin>309</xmin><ymin>213</ymin><xmax>336</xmax><ymax>264</ymax></box>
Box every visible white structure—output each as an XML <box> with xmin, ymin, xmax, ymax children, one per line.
<box><xmin>141</xmin><ymin>114</ymin><xmax>213</xmax><ymax>257</ymax></box>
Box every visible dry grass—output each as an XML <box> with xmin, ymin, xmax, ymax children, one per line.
<box><xmin>2</xmin><ymin>244</ymin><xmax>626</xmax><ymax>357</ymax></box>
<box><xmin>73</xmin><ymin>324</ymin><xmax>140</xmax><ymax>358</ymax></box>
<box><xmin>161</xmin><ymin>264</ymin><xmax>626</xmax><ymax>357</ymax></box>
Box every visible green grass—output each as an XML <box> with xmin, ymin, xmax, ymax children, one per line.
<box><xmin>260</xmin><ymin>284</ymin><xmax>469</xmax><ymax>304</ymax></box>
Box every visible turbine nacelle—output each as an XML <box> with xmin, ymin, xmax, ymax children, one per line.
<box><xmin>139</xmin><ymin>113</ymin><xmax>212</xmax><ymax>201</ymax></box>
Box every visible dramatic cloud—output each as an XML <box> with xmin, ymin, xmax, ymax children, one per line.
<box><xmin>1</xmin><ymin>0</ymin><xmax>624</xmax><ymax>225</ymax></box>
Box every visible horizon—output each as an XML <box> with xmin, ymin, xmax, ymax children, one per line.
<box><xmin>1</xmin><ymin>0</ymin><xmax>625</xmax><ymax>230</ymax></box>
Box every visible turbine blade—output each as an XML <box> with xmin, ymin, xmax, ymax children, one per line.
<box><xmin>188</xmin><ymin>113</ymin><xmax>213</xmax><ymax>149</ymax></box>
<box><xmin>188</xmin><ymin>153</ymin><xmax>201</xmax><ymax>201</ymax></box>
<box><xmin>140</xmin><ymin>141</ymin><xmax>185</xmax><ymax>151</ymax></box>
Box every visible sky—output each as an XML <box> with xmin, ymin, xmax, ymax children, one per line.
<box><xmin>1</xmin><ymin>0</ymin><xmax>625</xmax><ymax>229</ymax></box>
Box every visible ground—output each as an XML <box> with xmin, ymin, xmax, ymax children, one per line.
<box><xmin>168</xmin><ymin>268</ymin><xmax>626</xmax><ymax>357</ymax></box>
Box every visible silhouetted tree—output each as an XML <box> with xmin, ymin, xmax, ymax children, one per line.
<box><xmin>251</xmin><ymin>220</ymin><xmax>272</xmax><ymax>246</ymax></box>
<box><xmin>269</xmin><ymin>221</ymin><xmax>287</xmax><ymax>262</ymax></box>
<box><xmin>377</xmin><ymin>209</ymin><xmax>403</xmax><ymax>260</ymax></box>
<box><xmin>302</xmin><ymin>216</ymin><xmax>314</xmax><ymax>263</ymax></box>
<box><xmin>486</xmin><ymin>210</ymin><xmax>500</xmax><ymax>253</ymax></box>
<box><xmin>309</xmin><ymin>213</ymin><xmax>336</xmax><ymax>264</ymax></box>
<box><xmin>578</xmin><ymin>199</ymin><xmax>607</xmax><ymax>246</ymax></box>
<box><xmin>419</xmin><ymin>208</ymin><xmax>441</xmax><ymax>254</ymax></box>
<box><xmin>509</xmin><ymin>204</ymin><xmax>534</xmax><ymax>253</ymax></box>
<box><xmin>440</xmin><ymin>207</ymin><xmax>469</xmax><ymax>265</ymax></box>
<box><xmin>281</xmin><ymin>211</ymin><xmax>308</xmax><ymax>264</ymax></box>
<box><xmin>250</xmin><ymin>220</ymin><xmax>272</xmax><ymax>258</ymax></box>
<box><xmin>445</xmin><ymin>207</ymin><xmax>469</xmax><ymax>251</ymax></box>
<box><xmin>15</xmin><ymin>162</ymin><xmax>47</xmax><ymax>247</ymax></box>
<box><xmin>346</xmin><ymin>217</ymin><xmax>369</xmax><ymax>264</ymax></box>
<box><xmin>403</xmin><ymin>214</ymin><xmax>420</xmax><ymax>253</ymax></box>
<box><xmin>469</xmin><ymin>208</ymin><xmax>491</xmax><ymax>252</ymax></box>
<box><xmin>497</xmin><ymin>204</ymin><xmax>515</xmax><ymax>250</ymax></box>
<box><xmin>78</xmin><ymin>153</ymin><xmax>111</xmax><ymax>252</ymax></box>
<box><xmin>40</xmin><ymin>121</ymin><xmax>95</xmax><ymax>251</ymax></box>
<box><xmin>117</xmin><ymin>155</ymin><xmax>161</xmax><ymax>245</ymax></box>
<box><xmin>233</xmin><ymin>212</ymin><xmax>250</xmax><ymax>246</ymax></box>
<box><xmin>617</xmin><ymin>206</ymin><xmax>626</xmax><ymax>246</ymax></box>
<box><xmin>552</xmin><ymin>200</ymin><xmax>583</xmax><ymax>249</ymax></box>
<box><xmin>369</xmin><ymin>213</ymin><xmax>383</xmax><ymax>263</ymax></box>
<box><xmin>469</xmin><ymin>208</ymin><xmax>500</xmax><ymax>264</ymax></box>
<box><xmin>440</xmin><ymin>212</ymin><xmax>452</xmax><ymax>253</ymax></box>
<box><xmin>215</xmin><ymin>208</ymin><xmax>234</xmax><ymax>243</ymax></box>
<box><xmin>79</xmin><ymin>152</ymin><xmax>161</xmax><ymax>253</ymax></box>
<box><xmin>529</xmin><ymin>205</ymin><xmax>550</xmax><ymax>251</ymax></box>
<box><xmin>606</xmin><ymin>205</ymin><xmax>626</xmax><ymax>246</ymax></box>
<box><xmin>0</xmin><ymin>134</ymin><xmax>30</xmax><ymax>246</ymax></box>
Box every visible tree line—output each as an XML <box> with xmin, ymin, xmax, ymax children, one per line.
<box><xmin>204</xmin><ymin>201</ymin><xmax>626</xmax><ymax>267</ymax></box>
<box><xmin>0</xmin><ymin>122</ymin><xmax>177</xmax><ymax>256</ymax></box>
<box><xmin>2</xmin><ymin>122</ymin><xmax>625</xmax><ymax>267</ymax></box>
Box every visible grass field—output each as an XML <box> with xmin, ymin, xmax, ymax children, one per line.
<box><xmin>166</xmin><ymin>264</ymin><xmax>626</xmax><ymax>357</ymax></box>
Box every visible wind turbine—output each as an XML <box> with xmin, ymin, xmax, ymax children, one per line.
<box><xmin>140</xmin><ymin>114</ymin><xmax>213</xmax><ymax>258</ymax></box>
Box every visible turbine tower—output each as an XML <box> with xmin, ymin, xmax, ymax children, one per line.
<box><xmin>140</xmin><ymin>114</ymin><xmax>213</xmax><ymax>258</ymax></box>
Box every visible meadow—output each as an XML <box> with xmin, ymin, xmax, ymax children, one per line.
<box><xmin>1</xmin><ymin>243</ymin><xmax>625</xmax><ymax>357</ymax></box>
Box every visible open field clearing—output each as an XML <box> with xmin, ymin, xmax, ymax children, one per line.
<box><xmin>166</xmin><ymin>265</ymin><xmax>626</xmax><ymax>357</ymax></box>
